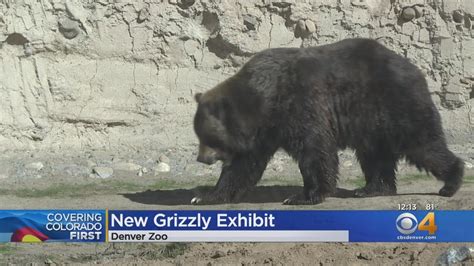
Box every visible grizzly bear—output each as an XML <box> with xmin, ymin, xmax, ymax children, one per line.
<box><xmin>191</xmin><ymin>38</ymin><xmax>464</xmax><ymax>205</ymax></box>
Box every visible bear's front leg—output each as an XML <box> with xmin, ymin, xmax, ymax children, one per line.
<box><xmin>353</xmin><ymin>150</ymin><xmax>397</xmax><ymax>197</ymax></box>
<box><xmin>283</xmin><ymin>145</ymin><xmax>338</xmax><ymax>205</ymax></box>
<box><xmin>191</xmin><ymin>154</ymin><xmax>269</xmax><ymax>205</ymax></box>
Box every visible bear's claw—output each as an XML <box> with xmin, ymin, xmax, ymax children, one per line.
<box><xmin>282</xmin><ymin>198</ymin><xmax>292</xmax><ymax>205</ymax></box>
<box><xmin>190</xmin><ymin>193</ymin><xmax>231</xmax><ymax>205</ymax></box>
<box><xmin>353</xmin><ymin>185</ymin><xmax>396</xmax><ymax>198</ymax></box>
<box><xmin>283</xmin><ymin>193</ymin><xmax>324</xmax><ymax>205</ymax></box>
<box><xmin>190</xmin><ymin>197</ymin><xmax>202</xmax><ymax>205</ymax></box>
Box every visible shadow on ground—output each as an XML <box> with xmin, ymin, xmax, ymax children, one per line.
<box><xmin>122</xmin><ymin>186</ymin><xmax>357</xmax><ymax>205</ymax></box>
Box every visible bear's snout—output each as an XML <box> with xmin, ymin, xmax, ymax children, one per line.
<box><xmin>197</xmin><ymin>154</ymin><xmax>217</xmax><ymax>165</ymax></box>
<box><xmin>197</xmin><ymin>143</ymin><xmax>219</xmax><ymax>165</ymax></box>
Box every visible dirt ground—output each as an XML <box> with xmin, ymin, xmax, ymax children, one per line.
<box><xmin>0</xmin><ymin>159</ymin><xmax>473</xmax><ymax>265</ymax></box>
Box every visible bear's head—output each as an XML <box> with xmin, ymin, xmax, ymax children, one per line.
<box><xmin>193</xmin><ymin>92</ymin><xmax>234</xmax><ymax>165</ymax></box>
<box><xmin>193</xmin><ymin>82</ymin><xmax>262</xmax><ymax>165</ymax></box>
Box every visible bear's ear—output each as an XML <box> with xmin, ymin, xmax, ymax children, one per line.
<box><xmin>194</xmin><ymin>93</ymin><xmax>203</xmax><ymax>103</ymax></box>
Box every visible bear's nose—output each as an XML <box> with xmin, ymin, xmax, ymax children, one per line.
<box><xmin>197</xmin><ymin>155</ymin><xmax>216</xmax><ymax>165</ymax></box>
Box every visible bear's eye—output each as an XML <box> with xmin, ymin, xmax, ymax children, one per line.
<box><xmin>203</xmin><ymin>137</ymin><xmax>222</xmax><ymax>150</ymax></box>
<box><xmin>200</xmin><ymin>133</ymin><xmax>229</xmax><ymax>152</ymax></box>
<box><xmin>206</xmin><ymin>99</ymin><xmax>232</xmax><ymax>121</ymax></box>
<box><xmin>208</xmin><ymin>103</ymin><xmax>222</xmax><ymax>119</ymax></box>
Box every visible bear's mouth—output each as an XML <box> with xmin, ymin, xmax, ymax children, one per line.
<box><xmin>197</xmin><ymin>155</ymin><xmax>217</xmax><ymax>165</ymax></box>
<box><xmin>196</xmin><ymin>145</ymin><xmax>232</xmax><ymax>165</ymax></box>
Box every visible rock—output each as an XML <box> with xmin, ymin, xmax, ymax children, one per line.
<box><xmin>343</xmin><ymin>161</ymin><xmax>353</xmax><ymax>167</ymax></box>
<box><xmin>445</xmin><ymin>93</ymin><xmax>466</xmax><ymax>107</ymax></box>
<box><xmin>431</xmin><ymin>94</ymin><xmax>441</xmax><ymax>106</ymax></box>
<box><xmin>465</xmin><ymin>17</ymin><xmax>473</xmax><ymax>30</ymax></box>
<box><xmin>87</xmin><ymin>160</ymin><xmax>96</xmax><ymax>168</ymax></box>
<box><xmin>414</xmin><ymin>6</ymin><xmax>423</xmax><ymax>18</ymax></box>
<box><xmin>434</xmin><ymin>15</ymin><xmax>451</xmax><ymax>39</ymax></box>
<box><xmin>155</xmin><ymin>162</ymin><xmax>170</xmax><ymax>173</ymax></box>
<box><xmin>466</xmin><ymin>162</ymin><xmax>473</xmax><ymax>169</ymax></box>
<box><xmin>23</xmin><ymin>43</ymin><xmax>33</xmax><ymax>56</ymax></box>
<box><xmin>435</xmin><ymin>246</ymin><xmax>474</xmax><ymax>265</ymax></box>
<box><xmin>113</xmin><ymin>162</ymin><xmax>142</xmax><ymax>172</ymax></box>
<box><xmin>93</xmin><ymin>167</ymin><xmax>114</xmax><ymax>179</ymax></box>
<box><xmin>25</xmin><ymin>162</ymin><xmax>44</xmax><ymax>171</ymax></box>
<box><xmin>351</xmin><ymin>0</ymin><xmax>367</xmax><ymax>7</ymax></box>
<box><xmin>61</xmin><ymin>164</ymin><xmax>90</xmax><ymax>177</ymax></box>
<box><xmin>356</xmin><ymin>252</ymin><xmax>371</xmax><ymax>260</ymax></box>
<box><xmin>418</xmin><ymin>28</ymin><xmax>430</xmax><ymax>43</ymax></box>
<box><xmin>64</xmin><ymin>1</ymin><xmax>91</xmax><ymax>33</ymax></box>
<box><xmin>297</xmin><ymin>20</ymin><xmax>306</xmax><ymax>32</ymax></box>
<box><xmin>272</xmin><ymin>163</ymin><xmax>284</xmax><ymax>172</ymax></box>
<box><xmin>210</xmin><ymin>250</ymin><xmax>225</xmax><ymax>259</ymax></box>
<box><xmin>137</xmin><ymin>7</ymin><xmax>150</xmax><ymax>23</ymax></box>
<box><xmin>158</xmin><ymin>155</ymin><xmax>170</xmax><ymax>164</ymax></box>
<box><xmin>263</xmin><ymin>257</ymin><xmax>273</xmax><ymax>264</ymax></box>
<box><xmin>401</xmin><ymin>7</ymin><xmax>416</xmax><ymax>22</ymax></box>
<box><xmin>427</xmin><ymin>77</ymin><xmax>442</xmax><ymax>93</ymax></box>
<box><xmin>178</xmin><ymin>0</ymin><xmax>195</xmax><ymax>9</ymax></box>
<box><xmin>138</xmin><ymin>167</ymin><xmax>148</xmax><ymax>177</ymax></box>
<box><xmin>59</xmin><ymin>18</ymin><xmax>80</xmax><ymax>39</ymax></box>
<box><xmin>295</xmin><ymin>19</ymin><xmax>310</xmax><ymax>38</ymax></box>
<box><xmin>243</xmin><ymin>14</ymin><xmax>259</xmax><ymax>31</ymax></box>
<box><xmin>305</xmin><ymin>20</ymin><xmax>316</xmax><ymax>33</ymax></box>
<box><xmin>445</xmin><ymin>81</ymin><xmax>464</xmax><ymax>94</ymax></box>
<box><xmin>452</xmin><ymin>10</ymin><xmax>464</xmax><ymax>23</ymax></box>
<box><xmin>294</xmin><ymin>19</ymin><xmax>316</xmax><ymax>37</ymax></box>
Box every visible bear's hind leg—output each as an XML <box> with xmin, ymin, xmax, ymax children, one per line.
<box><xmin>406</xmin><ymin>140</ymin><xmax>464</xmax><ymax>197</ymax></box>
<box><xmin>354</xmin><ymin>149</ymin><xmax>398</xmax><ymax>197</ymax></box>
<box><xmin>283</xmin><ymin>144</ymin><xmax>338</xmax><ymax>205</ymax></box>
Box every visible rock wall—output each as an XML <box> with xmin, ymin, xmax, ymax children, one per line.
<box><xmin>0</xmin><ymin>0</ymin><xmax>473</xmax><ymax>154</ymax></box>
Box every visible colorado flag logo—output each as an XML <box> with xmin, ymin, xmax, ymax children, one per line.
<box><xmin>0</xmin><ymin>214</ymin><xmax>49</xmax><ymax>242</ymax></box>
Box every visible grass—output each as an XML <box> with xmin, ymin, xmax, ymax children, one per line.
<box><xmin>0</xmin><ymin>179</ymin><xmax>181</xmax><ymax>198</ymax></box>
<box><xmin>348</xmin><ymin>174</ymin><xmax>474</xmax><ymax>187</ymax></box>
<box><xmin>464</xmin><ymin>175</ymin><xmax>474</xmax><ymax>183</ymax></box>
<box><xmin>399</xmin><ymin>174</ymin><xmax>474</xmax><ymax>184</ymax></box>
<box><xmin>0</xmin><ymin>244</ymin><xmax>15</xmax><ymax>254</ymax></box>
<box><xmin>260</xmin><ymin>174</ymin><xmax>302</xmax><ymax>186</ymax></box>
<box><xmin>401</xmin><ymin>174</ymin><xmax>431</xmax><ymax>181</ymax></box>
<box><xmin>0</xmin><ymin>174</ymin><xmax>223</xmax><ymax>199</ymax></box>
<box><xmin>1</xmin><ymin>173</ymin><xmax>472</xmax><ymax>198</ymax></box>
<box><xmin>348</xmin><ymin>178</ymin><xmax>366</xmax><ymax>188</ymax></box>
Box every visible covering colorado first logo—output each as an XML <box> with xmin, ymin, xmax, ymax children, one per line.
<box><xmin>0</xmin><ymin>211</ymin><xmax>105</xmax><ymax>242</ymax></box>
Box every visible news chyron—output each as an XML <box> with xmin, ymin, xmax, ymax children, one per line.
<box><xmin>0</xmin><ymin>210</ymin><xmax>472</xmax><ymax>243</ymax></box>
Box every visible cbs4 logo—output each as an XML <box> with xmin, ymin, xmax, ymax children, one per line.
<box><xmin>396</xmin><ymin>212</ymin><xmax>437</xmax><ymax>235</ymax></box>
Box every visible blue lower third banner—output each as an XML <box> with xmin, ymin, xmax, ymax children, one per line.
<box><xmin>0</xmin><ymin>210</ymin><xmax>105</xmax><ymax>242</ymax></box>
<box><xmin>0</xmin><ymin>210</ymin><xmax>472</xmax><ymax>242</ymax></box>
<box><xmin>107</xmin><ymin>210</ymin><xmax>474</xmax><ymax>243</ymax></box>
